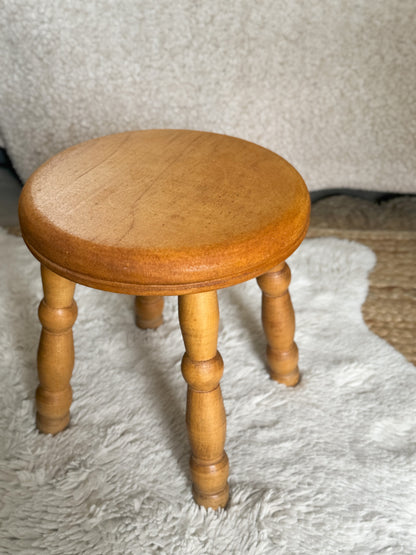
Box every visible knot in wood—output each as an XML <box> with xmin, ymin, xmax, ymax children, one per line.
<box><xmin>181</xmin><ymin>352</ymin><xmax>224</xmax><ymax>392</ymax></box>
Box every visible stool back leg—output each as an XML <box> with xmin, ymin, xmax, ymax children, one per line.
<box><xmin>178</xmin><ymin>291</ymin><xmax>229</xmax><ymax>509</ymax></box>
<box><xmin>134</xmin><ymin>296</ymin><xmax>164</xmax><ymax>329</ymax></box>
<box><xmin>257</xmin><ymin>262</ymin><xmax>300</xmax><ymax>386</ymax></box>
<box><xmin>36</xmin><ymin>265</ymin><xmax>77</xmax><ymax>434</ymax></box>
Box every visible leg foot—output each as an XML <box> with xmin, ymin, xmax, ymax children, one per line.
<box><xmin>178</xmin><ymin>291</ymin><xmax>229</xmax><ymax>509</ymax></box>
<box><xmin>257</xmin><ymin>262</ymin><xmax>300</xmax><ymax>386</ymax></box>
<box><xmin>37</xmin><ymin>265</ymin><xmax>77</xmax><ymax>434</ymax></box>
<box><xmin>135</xmin><ymin>296</ymin><xmax>164</xmax><ymax>329</ymax></box>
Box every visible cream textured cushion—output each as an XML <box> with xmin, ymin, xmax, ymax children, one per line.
<box><xmin>1</xmin><ymin>1</ymin><xmax>415</xmax><ymax>193</ymax></box>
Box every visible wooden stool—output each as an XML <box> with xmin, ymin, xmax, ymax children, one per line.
<box><xmin>18</xmin><ymin>130</ymin><xmax>310</xmax><ymax>509</ymax></box>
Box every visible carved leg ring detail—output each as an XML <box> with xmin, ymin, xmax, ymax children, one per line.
<box><xmin>36</xmin><ymin>265</ymin><xmax>77</xmax><ymax>434</ymax></box>
<box><xmin>257</xmin><ymin>262</ymin><xmax>300</xmax><ymax>386</ymax></box>
<box><xmin>178</xmin><ymin>291</ymin><xmax>229</xmax><ymax>509</ymax></box>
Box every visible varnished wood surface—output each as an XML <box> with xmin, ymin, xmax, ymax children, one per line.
<box><xmin>257</xmin><ymin>263</ymin><xmax>299</xmax><ymax>386</ymax></box>
<box><xmin>19</xmin><ymin>130</ymin><xmax>310</xmax><ymax>295</ymax></box>
<box><xmin>37</xmin><ymin>265</ymin><xmax>77</xmax><ymax>434</ymax></box>
<box><xmin>178</xmin><ymin>291</ymin><xmax>229</xmax><ymax>509</ymax></box>
<box><xmin>134</xmin><ymin>296</ymin><xmax>164</xmax><ymax>329</ymax></box>
<box><xmin>19</xmin><ymin>129</ymin><xmax>309</xmax><ymax>509</ymax></box>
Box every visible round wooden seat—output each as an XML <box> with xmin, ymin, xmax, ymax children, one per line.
<box><xmin>19</xmin><ymin>129</ymin><xmax>310</xmax><ymax>295</ymax></box>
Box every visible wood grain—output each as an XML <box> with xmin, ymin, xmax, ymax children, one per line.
<box><xmin>18</xmin><ymin>129</ymin><xmax>310</xmax><ymax>508</ymax></box>
<box><xmin>178</xmin><ymin>291</ymin><xmax>229</xmax><ymax>509</ymax></box>
<box><xmin>257</xmin><ymin>262</ymin><xmax>299</xmax><ymax>386</ymax></box>
<box><xmin>19</xmin><ymin>130</ymin><xmax>310</xmax><ymax>295</ymax></box>
<box><xmin>37</xmin><ymin>265</ymin><xmax>77</xmax><ymax>434</ymax></box>
<box><xmin>135</xmin><ymin>296</ymin><xmax>164</xmax><ymax>329</ymax></box>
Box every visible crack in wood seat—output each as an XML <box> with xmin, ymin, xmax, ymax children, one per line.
<box><xmin>18</xmin><ymin>129</ymin><xmax>310</xmax><ymax>510</ymax></box>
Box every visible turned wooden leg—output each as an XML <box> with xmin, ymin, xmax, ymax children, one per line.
<box><xmin>36</xmin><ymin>265</ymin><xmax>77</xmax><ymax>434</ymax></box>
<box><xmin>135</xmin><ymin>296</ymin><xmax>164</xmax><ymax>329</ymax></box>
<box><xmin>178</xmin><ymin>291</ymin><xmax>229</xmax><ymax>510</ymax></box>
<box><xmin>257</xmin><ymin>262</ymin><xmax>299</xmax><ymax>386</ymax></box>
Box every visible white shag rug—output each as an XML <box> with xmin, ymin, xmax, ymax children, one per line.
<box><xmin>0</xmin><ymin>229</ymin><xmax>415</xmax><ymax>554</ymax></box>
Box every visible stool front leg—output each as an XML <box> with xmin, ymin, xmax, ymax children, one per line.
<box><xmin>257</xmin><ymin>262</ymin><xmax>300</xmax><ymax>386</ymax></box>
<box><xmin>36</xmin><ymin>265</ymin><xmax>77</xmax><ymax>434</ymax></box>
<box><xmin>178</xmin><ymin>291</ymin><xmax>229</xmax><ymax>509</ymax></box>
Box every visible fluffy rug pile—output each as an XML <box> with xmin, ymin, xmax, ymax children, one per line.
<box><xmin>0</xmin><ymin>230</ymin><xmax>415</xmax><ymax>553</ymax></box>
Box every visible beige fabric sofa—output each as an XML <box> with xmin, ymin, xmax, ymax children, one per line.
<box><xmin>1</xmin><ymin>1</ymin><xmax>415</xmax><ymax>193</ymax></box>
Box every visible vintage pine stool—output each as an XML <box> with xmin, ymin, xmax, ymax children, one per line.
<box><xmin>18</xmin><ymin>130</ymin><xmax>310</xmax><ymax>510</ymax></box>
